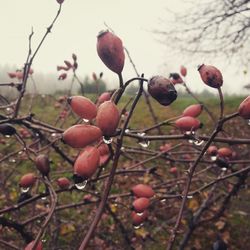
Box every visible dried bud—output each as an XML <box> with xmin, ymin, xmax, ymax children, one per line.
<box><xmin>56</xmin><ymin>0</ymin><xmax>64</xmax><ymax>4</ymax></box>
<box><xmin>57</xmin><ymin>66</ymin><xmax>69</xmax><ymax>71</ymax></box>
<box><xmin>72</xmin><ymin>53</ymin><xmax>77</xmax><ymax>61</ymax></box>
<box><xmin>198</xmin><ymin>64</ymin><xmax>223</xmax><ymax>88</ymax></box>
<box><xmin>97</xmin><ymin>30</ymin><xmax>125</xmax><ymax>74</ymax></box>
<box><xmin>207</xmin><ymin>146</ymin><xmax>218</xmax><ymax>156</ymax></box>
<box><xmin>148</xmin><ymin>76</ymin><xmax>177</xmax><ymax>106</ymax></box>
<box><xmin>92</xmin><ymin>72</ymin><xmax>98</xmax><ymax>81</ymax></box>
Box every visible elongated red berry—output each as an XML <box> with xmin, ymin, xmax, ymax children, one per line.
<box><xmin>97</xmin><ymin>30</ymin><xmax>125</xmax><ymax>74</ymax></box>
<box><xmin>8</xmin><ymin>72</ymin><xmax>16</xmax><ymax>78</ymax></box>
<box><xmin>180</xmin><ymin>65</ymin><xmax>187</xmax><ymax>77</ymax></box>
<box><xmin>198</xmin><ymin>64</ymin><xmax>223</xmax><ymax>88</ymax></box>
<box><xmin>182</xmin><ymin>104</ymin><xmax>203</xmax><ymax>117</ymax></box>
<box><xmin>132</xmin><ymin>197</ymin><xmax>150</xmax><ymax>213</ymax></box>
<box><xmin>148</xmin><ymin>76</ymin><xmax>177</xmax><ymax>106</ymax></box>
<box><xmin>63</xmin><ymin>125</ymin><xmax>102</xmax><ymax>148</ymax></box>
<box><xmin>19</xmin><ymin>173</ymin><xmax>36</xmax><ymax>188</ymax></box>
<box><xmin>68</xmin><ymin>96</ymin><xmax>97</xmax><ymax>120</ymax></box>
<box><xmin>97</xmin><ymin>92</ymin><xmax>111</xmax><ymax>106</ymax></box>
<box><xmin>57</xmin><ymin>177</ymin><xmax>70</xmax><ymax>189</ymax></box>
<box><xmin>74</xmin><ymin>147</ymin><xmax>100</xmax><ymax>179</ymax></box>
<box><xmin>175</xmin><ymin>116</ymin><xmax>201</xmax><ymax>132</ymax></box>
<box><xmin>169</xmin><ymin>167</ymin><xmax>178</xmax><ymax>174</ymax></box>
<box><xmin>131</xmin><ymin>210</ymin><xmax>148</xmax><ymax>226</ymax></box>
<box><xmin>238</xmin><ymin>96</ymin><xmax>250</xmax><ymax>119</ymax></box>
<box><xmin>217</xmin><ymin>147</ymin><xmax>233</xmax><ymax>158</ymax></box>
<box><xmin>25</xmin><ymin>240</ymin><xmax>43</xmax><ymax>250</ymax></box>
<box><xmin>35</xmin><ymin>154</ymin><xmax>50</xmax><ymax>176</ymax></box>
<box><xmin>96</xmin><ymin>101</ymin><xmax>120</xmax><ymax>136</ymax></box>
<box><xmin>131</xmin><ymin>184</ymin><xmax>155</xmax><ymax>198</ymax></box>
<box><xmin>207</xmin><ymin>146</ymin><xmax>218</xmax><ymax>156</ymax></box>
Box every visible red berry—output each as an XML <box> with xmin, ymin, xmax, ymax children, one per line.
<box><xmin>182</xmin><ymin>104</ymin><xmax>203</xmax><ymax>117</ymax></box>
<box><xmin>238</xmin><ymin>96</ymin><xmax>250</xmax><ymax>119</ymax></box>
<box><xmin>25</xmin><ymin>240</ymin><xmax>43</xmax><ymax>250</ymax></box>
<box><xmin>8</xmin><ymin>72</ymin><xmax>17</xmax><ymax>78</ymax></box>
<box><xmin>207</xmin><ymin>146</ymin><xmax>218</xmax><ymax>156</ymax></box>
<box><xmin>63</xmin><ymin>125</ymin><xmax>102</xmax><ymax>148</ymax></box>
<box><xmin>68</xmin><ymin>96</ymin><xmax>97</xmax><ymax>120</ymax></box>
<box><xmin>175</xmin><ymin>116</ymin><xmax>201</xmax><ymax>132</ymax></box>
<box><xmin>98</xmin><ymin>143</ymin><xmax>109</xmax><ymax>156</ymax></box>
<box><xmin>97</xmin><ymin>92</ymin><xmax>111</xmax><ymax>105</ymax></box>
<box><xmin>57</xmin><ymin>177</ymin><xmax>70</xmax><ymax>189</ymax></box>
<box><xmin>132</xmin><ymin>198</ymin><xmax>150</xmax><ymax>213</ymax></box>
<box><xmin>169</xmin><ymin>167</ymin><xmax>178</xmax><ymax>174</ymax></box>
<box><xmin>131</xmin><ymin>184</ymin><xmax>155</xmax><ymax>198</ymax></box>
<box><xmin>131</xmin><ymin>210</ymin><xmax>148</xmax><ymax>226</ymax></box>
<box><xmin>148</xmin><ymin>76</ymin><xmax>177</xmax><ymax>106</ymax></box>
<box><xmin>74</xmin><ymin>147</ymin><xmax>100</xmax><ymax>179</ymax></box>
<box><xmin>180</xmin><ymin>65</ymin><xmax>187</xmax><ymax>77</ymax></box>
<box><xmin>97</xmin><ymin>30</ymin><xmax>125</xmax><ymax>74</ymax></box>
<box><xmin>19</xmin><ymin>173</ymin><xmax>36</xmax><ymax>188</ymax></box>
<box><xmin>96</xmin><ymin>101</ymin><xmax>120</xmax><ymax>136</ymax></box>
<box><xmin>35</xmin><ymin>154</ymin><xmax>50</xmax><ymax>176</ymax></box>
<box><xmin>198</xmin><ymin>64</ymin><xmax>223</xmax><ymax>88</ymax></box>
<box><xmin>217</xmin><ymin>147</ymin><xmax>233</xmax><ymax>158</ymax></box>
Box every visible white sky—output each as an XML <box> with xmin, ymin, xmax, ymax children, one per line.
<box><xmin>0</xmin><ymin>0</ymin><xmax>249</xmax><ymax>94</ymax></box>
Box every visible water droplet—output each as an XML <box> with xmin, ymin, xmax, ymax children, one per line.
<box><xmin>35</xmin><ymin>133</ymin><xmax>40</xmax><ymax>137</ymax></box>
<box><xmin>161</xmin><ymin>199</ymin><xmax>166</xmax><ymax>203</ymax></box>
<box><xmin>51</xmin><ymin>133</ymin><xmax>57</xmax><ymax>137</ymax></box>
<box><xmin>9</xmin><ymin>158</ymin><xmax>16</xmax><ymax>163</ymax></box>
<box><xmin>222</xmin><ymin>167</ymin><xmax>227</xmax><ymax>171</ymax></box>
<box><xmin>187</xmin><ymin>195</ymin><xmax>193</xmax><ymax>199</ymax></box>
<box><xmin>103</xmin><ymin>136</ymin><xmax>112</xmax><ymax>144</ymax></box>
<box><xmin>136</xmin><ymin>212</ymin><xmax>143</xmax><ymax>216</ymax></box>
<box><xmin>138</xmin><ymin>140</ymin><xmax>150</xmax><ymax>148</ymax></box>
<box><xmin>211</xmin><ymin>156</ymin><xmax>217</xmax><ymax>161</ymax></box>
<box><xmin>18</xmin><ymin>151</ymin><xmax>23</xmax><ymax>155</ymax></box>
<box><xmin>42</xmin><ymin>238</ymin><xmax>47</xmax><ymax>243</ymax></box>
<box><xmin>21</xmin><ymin>187</ymin><xmax>30</xmax><ymax>193</ymax></box>
<box><xmin>194</xmin><ymin>140</ymin><xmax>204</xmax><ymax>146</ymax></box>
<box><xmin>137</xmin><ymin>132</ymin><xmax>146</xmax><ymax>137</ymax></box>
<box><xmin>125</xmin><ymin>129</ymin><xmax>130</xmax><ymax>133</ymax></box>
<box><xmin>188</xmin><ymin>139</ymin><xmax>194</xmax><ymax>144</ymax></box>
<box><xmin>248</xmin><ymin>119</ymin><xmax>250</xmax><ymax>125</ymax></box>
<box><xmin>5</xmin><ymin>135</ymin><xmax>11</xmax><ymax>138</ymax></box>
<box><xmin>83</xmin><ymin>118</ymin><xmax>89</xmax><ymax>123</ymax></box>
<box><xmin>134</xmin><ymin>223</ymin><xmax>143</xmax><ymax>229</ymax></box>
<box><xmin>41</xmin><ymin>196</ymin><xmax>47</xmax><ymax>201</ymax></box>
<box><xmin>75</xmin><ymin>180</ymin><xmax>88</xmax><ymax>190</ymax></box>
<box><xmin>185</xmin><ymin>131</ymin><xmax>195</xmax><ymax>136</ymax></box>
<box><xmin>121</xmin><ymin>147</ymin><xmax>125</xmax><ymax>151</ymax></box>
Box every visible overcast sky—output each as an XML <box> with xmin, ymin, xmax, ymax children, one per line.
<box><xmin>0</xmin><ymin>0</ymin><xmax>249</xmax><ymax>94</ymax></box>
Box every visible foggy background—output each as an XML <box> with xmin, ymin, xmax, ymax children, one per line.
<box><xmin>0</xmin><ymin>0</ymin><xmax>249</xmax><ymax>95</ymax></box>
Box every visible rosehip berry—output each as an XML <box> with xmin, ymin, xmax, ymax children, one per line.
<box><xmin>148</xmin><ymin>76</ymin><xmax>177</xmax><ymax>106</ymax></box>
<box><xmin>175</xmin><ymin>116</ymin><xmax>201</xmax><ymax>132</ymax></box>
<box><xmin>198</xmin><ymin>64</ymin><xmax>223</xmax><ymax>88</ymax></box>
<box><xmin>97</xmin><ymin>30</ymin><xmax>125</xmax><ymax>74</ymax></box>
<box><xmin>238</xmin><ymin>96</ymin><xmax>250</xmax><ymax>119</ymax></box>
<box><xmin>132</xmin><ymin>197</ymin><xmax>150</xmax><ymax>213</ymax></box>
<box><xmin>35</xmin><ymin>154</ymin><xmax>50</xmax><ymax>176</ymax></box>
<box><xmin>19</xmin><ymin>173</ymin><xmax>36</xmax><ymax>188</ymax></box>
<box><xmin>182</xmin><ymin>104</ymin><xmax>203</xmax><ymax>117</ymax></box>
<box><xmin>57</xmin><ymin>177</ymin><xmax>70</xmax><ymax>189</ymax></box>
<box><xmin>131</xmin><ymin>184</ymin><xmax>155</xmax><ymax>198</ymax></box>
<box><xmin>180</xmin><ymin>65</ymin><xmax>187</xmax><ymax>77</ymax></box>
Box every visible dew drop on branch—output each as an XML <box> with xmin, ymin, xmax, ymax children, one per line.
<box><xmin>75</xmin><ymin>180</ymin><xmax>88</xmax><ymax>190</ymax></box>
